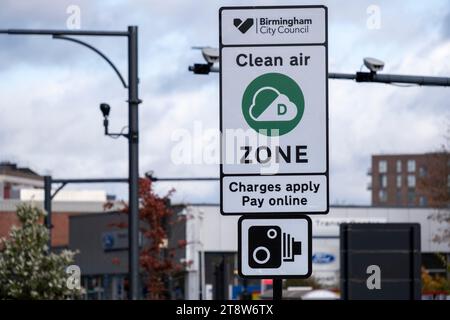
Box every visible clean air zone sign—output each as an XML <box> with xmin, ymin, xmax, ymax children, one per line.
<box><xmin>219</xmin><ymin>6</ymin><xmax>329</xmax><ymax>215</ymax></box>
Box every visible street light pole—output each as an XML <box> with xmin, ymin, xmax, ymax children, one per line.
<box><xmin>127</xmin><ymin>25</ymin><xmax>141</xmax><ymax>301</ymax></box>
<box><xmin>0</xmin><ymin>26</ymin><xmax>141</xmax><ymax>300</ymax></box>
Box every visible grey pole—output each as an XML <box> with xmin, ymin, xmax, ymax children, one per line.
<box><xmin>43</xmin><ymin>175</ymin><xmax>52</xmax><ymax>251</ymax></box>
<box><xmin>190</xmin><ymin>64</ymin><xmax>450</xmax><ymax>87</ymax></box>
<box><xmin>128</xmin><ymin>25</ymin><xmax>141</xmax><ymax>300</ymax></box>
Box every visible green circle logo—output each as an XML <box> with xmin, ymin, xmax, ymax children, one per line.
<box><xmin>242</xmin><ymin>73</ymin><xmax>305</xmax><ymax>136</ymax></box>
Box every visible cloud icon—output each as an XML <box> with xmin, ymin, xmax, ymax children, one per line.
<box><xmin>249</xmin><ymin>87</ymin><xmax>298</xmax><ymax>122</ymax></box>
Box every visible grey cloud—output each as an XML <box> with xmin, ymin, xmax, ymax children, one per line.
<box><xmin>1</xmin><ymin>0</ymin><xmax>449</xmax><ymax>205</ymax></box>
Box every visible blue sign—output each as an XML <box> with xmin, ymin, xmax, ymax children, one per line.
<box><xmin>102</xmin><ymin>233</ymin><xmax>115</xmax><ymax>250</ymax></box>
<box><xmin>312</xmin><ymin>252</ymin><xmax>335</xmax><ymax>264</ymax></box>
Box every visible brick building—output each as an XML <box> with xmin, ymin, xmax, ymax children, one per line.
<box><xmin>368</xmin><ymin>153</ymin><xmax>449</xmax><ymax>207</ymax></box>
<box><xmin>0</xmin><ymin>200</ymin><xmax>117</xmax><ymax>248</ymax></box>
<box><xmin>0</xmin><ymin>162</ymin><xmax>119</xmax><ymax>248</ymax></box>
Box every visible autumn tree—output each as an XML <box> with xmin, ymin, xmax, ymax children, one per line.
<box><xmin>417</xmin><ymin>132</ymin><xmax>450</xmax><ymax>295</ymax></box>
<box><xmin>421</xmin><ymin>267</ymin><xmax>450</xmax><ymax>295</ymax></box>
<box><xmin>417</xmin><ymin>149</ymin><xmax>450</xmax><ymax>246</ymax></box>
<box><xmin>111</xmin><ymin>178</ymin><xmax>188</xmax><ymax>299</ymax></box>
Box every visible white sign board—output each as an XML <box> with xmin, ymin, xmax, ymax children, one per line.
<box><xmin>220</xmin><ymin>6</ymin><xmax>329</xmax><ymax>215</ymax></box>
<box><xmin>239</xmin><ymin>215</ymin><xmax>312</xmax><ymax>278</ymax></box>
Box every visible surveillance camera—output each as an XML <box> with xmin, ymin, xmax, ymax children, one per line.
<box><xmin>100</xmin><ymin>103</ymin><xmax>111</xmax><ymax>118</ymax></box>
<box><xmin>145</xmin><ymin>170</ymin><xmax>155</xmax><ymax>180</ymax></box>
<box><xmin>363</xmin><ymin>57</ymin><xmax>385</xmax><ymax>73</ymax></box>
<box><xmin>201</xmin><ymin>47</ymin><xmax>219</xmax><ymax>65</ymax></box>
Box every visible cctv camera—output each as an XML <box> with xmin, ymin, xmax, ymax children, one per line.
<box><xmin>363</xmin><ymin>57</ymin><xmax>385</xmax><ymax>73</ymax></box>
<box><xmin>145</xmin><ymin>170</ymin><xmax>155</xmax><ymax>180</ymax></box>
<box><xmin>100</xmin><ymin>103</ymin><xmax>111</xmax><ymax>118</ymax></box>
<box><xmin>201</xmin><ymin>47</ymin><xmax>219</xmax><ymax>65</ymax></box>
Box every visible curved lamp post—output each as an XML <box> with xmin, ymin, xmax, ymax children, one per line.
<box><xmin>0</xmin><ymin>26</ymin><xmax>141</xmax><ymax>300</ymax></box>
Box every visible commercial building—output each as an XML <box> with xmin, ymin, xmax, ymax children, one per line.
<box><xmin>68</xmin><ymin>204</ymin><xmax>449</xmax><ymax>300</ymax></box>
<box><xmin>69</xmin><ymin>207</ymin><xmax>186</xmax><ymax>299</ymax></box>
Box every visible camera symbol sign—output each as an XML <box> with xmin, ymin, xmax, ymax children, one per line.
<box><xmin>239</xmin><ymin>215</ymin><xmax>312</xmax><ymax>278</ymax></box>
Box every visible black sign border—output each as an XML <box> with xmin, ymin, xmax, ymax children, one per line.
<box><xmin>219</xmin><ymin>5</ymin><xmax>330</xmax><ymax>215</ymax></box>
<box><xmin>238</xmin><ymin>214</ymin><xmax>312</xmax><ymax>279</ymax></box>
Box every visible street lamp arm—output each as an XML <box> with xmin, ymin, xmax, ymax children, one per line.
<box><xmin>53</xmin><ymin>35</ymin><xmax>128</xmax><ymax>88</ymax></box>
<box><xmin>0</xmin><ymin>29</ymin><xmax>128</xmax><ymax>37</ymax></box>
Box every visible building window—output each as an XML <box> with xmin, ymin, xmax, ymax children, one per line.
<box><xmin>379</xmin><ymin>160</ymin><xmax>387</xmax><ymax>173</ymax></box>
<box><xmin>396</xmin><ymin>175</ymin><xmax>402</xmax><ymax>188</ymax></box>
<box><xmin>419</xmin><ymin>166</ymin><xmax>427</xmax><ymax>177</ymax></box>
<box><xmin>407</xmin><ymin>191</ymin><xmax>415</xmax><ymax>205</ymax></box>
<box><xmin>419</xmin><ymin>196</ymin><xmax>427</xmax><ymax>207</ymax></box>
<box><xmin>396</xmin><ymin>160</ymin><xmax>402</xmax><ymax>173</ymax></box>
<box><xmin>396</xmin><ymin>191</ymin><xmax>403</xmax><ymax>205</ymax></box>
<box><xmin>380</xmin><ymin>174</ymin><xmax>387</xmax><ymax>188</ymax></box>
<box><xmin>407</xmin><ymin>159</ymin><xmax>416</xmax><ymax>172</ymax></box>
<box><xmin>407</xmin><ymin>175</ymin><xmax>416</xmax><ymax>188</ymax></box>
<box><xmin>379</xmin><ymin>189</ymin><xmax>387</xmax><ymax>202</ymax></box>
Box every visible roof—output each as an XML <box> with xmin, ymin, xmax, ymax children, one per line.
<box><xmin>0</xmin><ymin>162</ymin><xmax>42</xmax><ymax>181</ymax></box>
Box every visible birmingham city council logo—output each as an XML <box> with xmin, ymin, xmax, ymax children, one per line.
<box><xmin>242</xmin><ymin>73</ymin><xmax>305</xmax><ymax>136</ymax></box>
<box><xmin>234</xmin><ymin>18</ymin><xmax>254</xmax><ymax>33</ymax></box>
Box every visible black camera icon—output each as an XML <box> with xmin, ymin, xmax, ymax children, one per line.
<box><xmin>248</xmin><ymin>225</ymin><xmax>302</xmax><ymax>268</ymax></box>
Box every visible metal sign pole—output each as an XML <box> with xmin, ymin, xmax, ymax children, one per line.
<box><xmin>43</xmin><ymin>175</ymin><xmax>52</xmax><ymax>251</ymax></box>
<box><xmin>273</xmin><ymin>279</ymin><xmax>282</xmax><ymax>300</ymax></box>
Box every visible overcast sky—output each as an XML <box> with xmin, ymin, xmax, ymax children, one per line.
<box><xmin>0</xmin><ymin>0</ymin><xmax>449</xmax><ymax>205</ymax></box>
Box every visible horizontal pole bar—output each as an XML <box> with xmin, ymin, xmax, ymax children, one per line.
<box><xmin>52</xmin><ymin>177</ymin><xmax>219</xmax><ymax>184</ymax></box>
<box><xmin>52</xmin><ymin>178</ymin><xmax>128</xmax><ymax>184</ymax></box>
<box><xmin>195</xmin><ymin>65</ymin><xmax>450</xmax><ymax>86</ymax></box>
<box><xmin>329</xmin><ymin>72</ymin><xmax>356</xmax><ymax>80</ymax></box>
<box><xmin>364</xmin><ymin>73</ymin><xmax>450</xmax><ymax>86</ymax></box>
<box><xmin>0</xmin><ymin>29</ymin><xmax>128</xmax><ymax>37</ymax></box>
<box><xmin>152</xmin><ymin>177</ymin><xmax>219</xmax><ymax>182</ymax></box>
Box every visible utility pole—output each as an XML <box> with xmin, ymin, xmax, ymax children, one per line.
<box><xmin>127</xmin><ymin>25</ymin><xmax>141</xmax><ymax>301</ymax></box>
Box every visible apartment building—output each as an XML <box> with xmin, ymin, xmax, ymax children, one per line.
<box><xmin>368</xmin><ymin>153</ymin><xmax>449</xmax><ymax>207</ymax></box>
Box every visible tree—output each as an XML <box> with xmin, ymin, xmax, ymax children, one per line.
<box><xmin>0</xmin><ymin>203</ymin><xmax>81</xmax><ymax>299</ymax></box>
<box><xmin>417</xmin><ymin>149</ymin><xmax>450</xmax><ymax>246</ymax></box>
<box><xmin>421</xmin><ymin>267</ymin><xmax>450</xmax><ymax>294</ymax></box>
<box><xmin>111</xmin><ymin>178</ymin><xmax>188</xmax><ymax>299</ymax></box>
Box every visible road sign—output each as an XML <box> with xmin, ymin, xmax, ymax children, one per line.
<box><xmin>219</xmin><ymin>6</ymin><xmax>329</xmax><ymax>215</ymax></box>
<box><xmin>238</xmin><ymin>215</ymin><xmax>312</xmax><ymax>278</ymax></box>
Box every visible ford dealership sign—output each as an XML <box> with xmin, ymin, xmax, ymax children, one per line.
<box><xmin>312</xmin><ymin>252</ymin><xmax>335</xmax><ymax>264</ymax></box>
